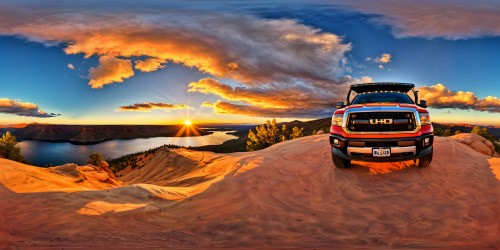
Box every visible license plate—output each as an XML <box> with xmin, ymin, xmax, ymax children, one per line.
<box><xmin>373</xmin><ymin>148</ymin><xmax>391</xmax><ymax>157</ymax></box>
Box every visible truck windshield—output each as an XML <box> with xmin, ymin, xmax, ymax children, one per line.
<box><xmin>351</xmin><ymin>92</ymin><xmax>414</xmax><ymax>104</ymax></box>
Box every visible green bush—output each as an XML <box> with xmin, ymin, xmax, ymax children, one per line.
<box><xmin>494</xmin><ymin>142</ymin><xmax>500</xmax><ymax>153</ymax></box>
<box><xmin>290</xmin><ymin>126</ymin><xmax>304</xmax><ymax>139</ymax></box>
<box><xmin>470</xmin><ymin>126</ymin><xmax>495</xmax><ymax>142</ymax></box>
<box><xmin>87</xmin><ymin>152</ymin><xmax>104</xmax><ymax>166</ymax></box>
<box><xmin>247</xmin><ymin>119</ymin><xmax>305</xmax><ymax>151</ymax></box>
<box><xmin>0</xmin><ymin>131</ymin><xmax>25</xmax><ymax>162</ymax></box>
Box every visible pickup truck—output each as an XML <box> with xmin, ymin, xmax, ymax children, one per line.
<box><xmin>330</xmin><ymin>82</ymin><xmax>434</xmax><ymax>168</ymax></box>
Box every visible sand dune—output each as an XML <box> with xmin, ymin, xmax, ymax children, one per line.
<box><xmin>0</xmin><ymin>135</ymin><xmax>499</xmax><ymax>248</ymax></box>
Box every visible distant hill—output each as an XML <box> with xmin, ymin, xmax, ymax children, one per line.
<box><xmin>433</xmin><ymin>123</ymin><xmax>500</xmax><ymax>139</ymax></box>
<box><xmin>193</xmin><ymin>118</ymin><xmax>331</xmax><ymax>153</ymax></box>
<box><xmin>2</xmin><ymin>124</ymin><xmax>208</xmax><ymax>144</ymax></box>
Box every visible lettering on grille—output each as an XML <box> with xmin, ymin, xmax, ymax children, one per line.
<box><xmin>369</xmin><ymin>119</ymin><xmax>393</xmax><ymax>125</ymax></box>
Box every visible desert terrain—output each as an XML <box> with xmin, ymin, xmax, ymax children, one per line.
<box><xmin>0</xmin><ymin>134</ymin><xmax>499</xmax><ymax>249</ymax></box>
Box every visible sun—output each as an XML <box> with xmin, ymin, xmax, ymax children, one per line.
<box><xmin>184</xmin><ymin>120</ymin><xmax>192</xmax><ymax>126</ymax></box>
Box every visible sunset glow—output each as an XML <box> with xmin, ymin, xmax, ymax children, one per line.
<box><xmin>184</xmin><ymin>120</ymin><xmax>192</xmax><ymax>126</ymax></box>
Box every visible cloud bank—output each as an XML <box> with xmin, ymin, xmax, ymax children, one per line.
<box><xmin>336</xmin><ymin>0</ymin><xmax>500</xmax><ymax>39</ymax></box>
<box><xmin>419</xmin><ymin>84</ymin><xmax>500</xmax><ymax>113</ymax></box>
<box><xmin>118</xmin><ymin>102</ymin><xmax>192</xmax><ymax>112</ymax></box>
<box><xmin>0</xmin><ymin>98</ymin><xmax>59</xmax><ymax>118</ymax></box>
<box><xmin>0</xmin><ymin>6</ymin><xmax>361</xmax><ymax>117</ymax></box>
<box><xmin>2</xmin><ymin>2</ymin><xmax>498</xmax><ymax>118</ymax></box>
<box><xmin>190</xmin><ymin>77</ymin><xmax>351</xmax><ymax>117</ymax></box>
<box><xmin>0</xmin><ymin>8</ymin><xmax>357</xmax><ymax>117</ymax></box>
<box><xmin>0</xmin><ymin>8</ymin><xmax>351</xmax><ymax>86</ymax></box>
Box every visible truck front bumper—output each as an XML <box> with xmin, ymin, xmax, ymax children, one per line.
<box><xmin>330</xmin><ymin>133</ymin><xmax>433</xmax><ymax>162</ymax></box>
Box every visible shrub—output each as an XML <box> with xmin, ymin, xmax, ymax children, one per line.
<box><xmin>247</xmin><ymin>119</ymin><xmax>305</xmax><ymax>151</ymax></box>
<box><xmin>87</xmin><ymin>152</ymin><xmax>105</xmax><ymax>166</ymax></box>
<box><xmin>290</xmin><ymin>126</ymin><xmax>304</xmax><ymax>139</ymax></box>
<box><xmin>0</xmin><ymin>131</ymin><xmax>25</xmax><ymax>162</ymax></box>
<box><xmin>470</xmin><ymin>126</ymin><xmax>495</xmax><ymax>142</ymax></box>
<box><xmin>494</xmin><ymin>142</ymin><xmax>500</xmax><ymax>153</ymax></box>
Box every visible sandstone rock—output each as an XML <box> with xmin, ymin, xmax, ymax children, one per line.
<box><xmin>452</xmin><ymin>133</ymin><xmax>495</xmax><ymax>156</ymax></box>
<box><xmin>49</xmin><ymin>163</ymin><xmax>86</xmax><ymax>179</ymax></box>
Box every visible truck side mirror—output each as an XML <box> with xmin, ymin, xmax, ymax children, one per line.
<box><xmin>336</xmin><ymin>102</ymin><xmax>344</xmax><ymax>109</ymax></box>
<box><xmin>419</xmin><ymin>100</ymin><xmax>427</xmax><ymax>108</ymax></box>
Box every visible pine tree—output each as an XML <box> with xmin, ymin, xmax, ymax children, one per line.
<box><xmin>88</xmin><ymin>152</ymin><xmax>105</xmax><ymax>166</ymax></box>
<box><xmin>0</xmin><ymin>131</ymin><xmax>24</xmax><ymax>162</ymax></box>
<box><xmin>246</xmin><ymin>119</ymin><xmax>306</xmax><ymax>151</ymax></box>
<box><xmin>290</xmin><ymin>126</ymin><xmax>304</xmax><ymax>139</ymax></box>
<box><xmin>280</xmin><ymin>124</ymin><xmax>288</xmax><ymax>142</ymax></box>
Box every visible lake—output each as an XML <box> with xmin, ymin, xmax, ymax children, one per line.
<box><xmin>18</xmin><ymin>131</ymin><xmax>238</xmax><ymax>166</ymax></box>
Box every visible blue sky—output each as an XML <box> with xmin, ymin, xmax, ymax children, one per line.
<box><xmin>1</xmin><ymin>0</ymin><xmax>499</xmax><ymax>125</ymax></box>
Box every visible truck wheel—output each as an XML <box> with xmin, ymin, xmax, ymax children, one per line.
<box><xmin>416</xmin><ymin>148</ymin><xmax>433</xmax><ymax>168</ymax></box>
<box><xmin>332</xmin><ymin>153</ymin><xmax>351</xmax><ymax>168</ymax></box>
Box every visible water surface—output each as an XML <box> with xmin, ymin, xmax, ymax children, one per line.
<box><xmin>18</xmin><ymin>131</ymin><xmax>237</xmax><ymax>166</ymax></box>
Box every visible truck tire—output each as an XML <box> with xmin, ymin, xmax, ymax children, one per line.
<box><xmin>332</xmin><ymin>153</ymin><xmax>351</xmax><ymax>168</ymax></box>
<box><xmin>416</xmin><ymin>148</ymin><xmax>433</xmax><ymax>168</ymax></box>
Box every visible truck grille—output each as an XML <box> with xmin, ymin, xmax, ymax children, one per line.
<box><xmin>347</xmin><ymin>112</ymin><xmax>416</xmax><ymax>132</ymax></box>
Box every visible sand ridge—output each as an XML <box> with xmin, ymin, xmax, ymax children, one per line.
<box><xmin>0</xmin><ymin>135</ymin><xmax>499</xmax><ymax>248</ymax></box>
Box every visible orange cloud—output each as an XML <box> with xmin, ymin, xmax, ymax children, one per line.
<box><xmin>0</xmin><ymin>10</ymin><xmax>351</xmax><ymax>87</ymax></box>
<box><xmin>419</xmin><ymin>84</ymin><xmax>500</xmax><ymax>112</ymax></box>
<box><xmin>189</xmin><ymin>78</ymin><xmax>346</xmax><ymax>111</ymax></box>
<box><xmin>190</xmin><ymin>77</ymin><xmax>365</xmax><ymax>117</ymax></box>
<box><xmin>118</xmin><ymin>102</ymin><xmax>192</xmax><ymax>112</ymax></box>
<box><xmin>134</xmin><ymin>58</ymin><xmax>166</xmax><ymax>72</ymax></box>
<box><xmin>203</xmin><ymin>101</ymin><xmax>326</xmax><ymax>117</ymax></box>
<box><xmin>88</xmin><ymin>55</ymin><xmax>134</xmax><ymax>88</ymax></box>
<box><xmin>0</xmin><ymin>98</ymin><xmax>59</xmax><ymax>117</ymax></box>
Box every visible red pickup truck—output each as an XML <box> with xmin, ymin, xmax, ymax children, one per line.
<box><xmin>330</xmin><ymin>82</ymin><xmax>434</xmax><ymax>168</ymax></box>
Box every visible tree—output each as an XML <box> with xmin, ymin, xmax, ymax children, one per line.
<box><xmin>246</xmin><ymin>119</ymin><xmax>306</xmax><ymax>151</ymax></box>
<box><xmin>290</xmin><ymin>126</ymin><xmax>304</xmax><ymax>139</ymax></box>
<box><xmin>443</xmin><ymin>129</ymin><xmax>452</xmax><ymax>137</ymax></box>
<box><xmin>471</xmin><ymin>126</ymin><xmax>495</xmax><ymax>142</ymax></box>
<box><xmin>88</xmin><ymin>152</ymin><xmax>105</xmax><ymax>166</ymax></box>
<box><xmin>247</xmin><ymin>119</ymin><xmax>284</xmax><ymax>151</ymax></box>
<box><xmin>280</xmin><ymin>124</ymin><xmax>288</xmax><ymax>142</ymax></box>
<box><xmin>0</xmin><ymin>132</ymin><xmax>24</xmax><ymax>162</ymax></box>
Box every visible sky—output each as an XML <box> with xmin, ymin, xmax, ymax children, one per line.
<box><xmin>1</xmin><ymin>0</ymin><xmax>500</xmax><ymax>125</ymax></box>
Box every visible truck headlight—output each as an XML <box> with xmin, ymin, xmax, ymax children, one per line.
<box><xmin>419</xmin><ymin>112</ymin><xmax>431</xmax><ymax>125</ymax></box>
<box><xmin>332</xmin><ymin>114</ymin><xmax>344</xmax><ymax>127</ymax></box>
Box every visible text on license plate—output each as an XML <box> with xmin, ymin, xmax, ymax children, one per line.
<box><xmin>373</xmin><ymin>148</ymin><xmax>391</xmax><ymax>157</ymax></box>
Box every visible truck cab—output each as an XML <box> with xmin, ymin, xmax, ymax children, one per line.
<box><xmin>330</xmin><ymin>82</ymin><xmax>434</xmax><ymax>168</ymax></box>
